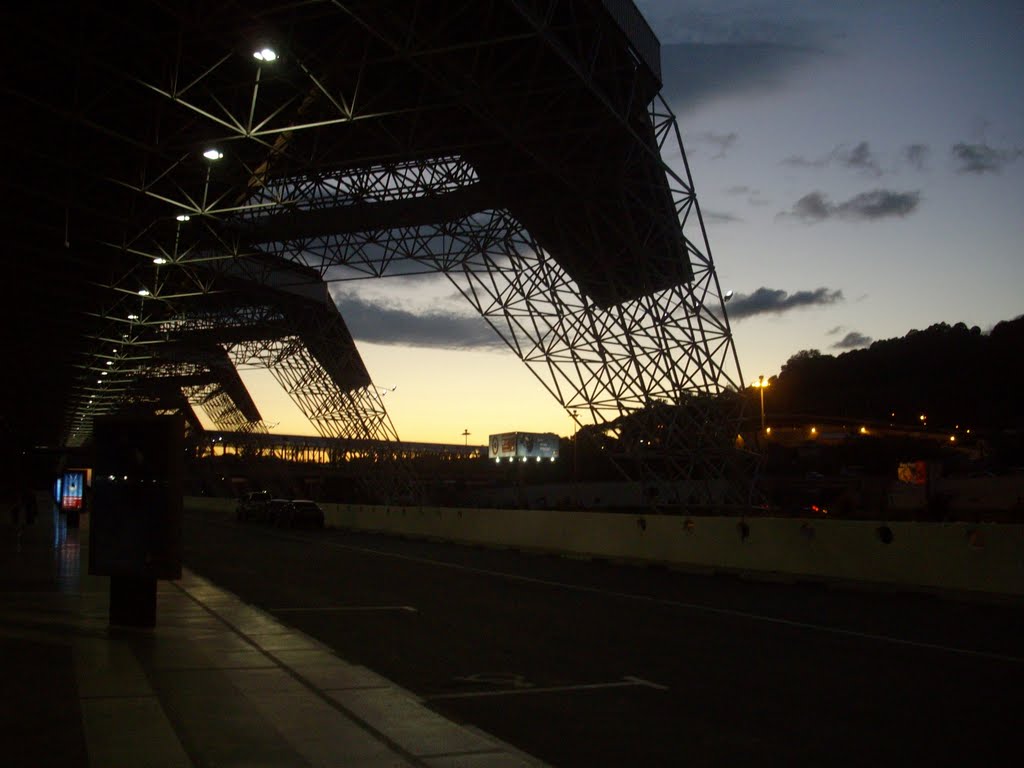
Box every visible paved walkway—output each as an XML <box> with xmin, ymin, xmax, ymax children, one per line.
<box><xmin>0</xmin><ymin>498</ymin><xmax>544</xmax><ymax>767</ymax></box>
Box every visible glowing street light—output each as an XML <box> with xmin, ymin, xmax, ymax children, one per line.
<box><xmin>253</xmin><ymin>47</ymin><xmax>277</xmax><ymax>62</ymax></box>
<box><xmin>752</xmin><ymin>375</ymin><xmax>769</xmax><ymax>432</ymax></box>
<box><xmin>570</xmin><ymin>408</ymin><xmax>580</xmax><ymax>482</ymax></box>
<box><xmin>203</xmin><ymin>148</ymin><xmax>224</xmax><ymax>160</ymax></box>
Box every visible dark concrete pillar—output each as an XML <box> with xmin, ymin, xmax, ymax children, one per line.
<box><xmin>109</xmin><ymin>575</ymin><xmax>157</xmax><ymax>628</ymax></box>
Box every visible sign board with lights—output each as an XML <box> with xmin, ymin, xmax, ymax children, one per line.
<box><xmin>897</xmin><ymin>460</ymin><xmax>928</xmax><ymax>486</ymax></box>
<box><xmin>60</xmin><ymin>470</ymin><xmax>86</xmax><ymax>511</ymax></box>
<box><xmin>488</xmin><ymin>432</ymin><xmax>560</xmax><ymax>461</ymax></box>
<box><xmin>89</xmin><ymin>414</ymin><xmax>184</xmax><ymax>579</ymax></box>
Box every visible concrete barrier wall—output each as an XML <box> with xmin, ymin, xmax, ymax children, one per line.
<box><xmin>185</xmin><ymin>497</ymin><xmax>1024</xmax><ymax>596</ymax></box>
<box><xmin>187</xmin><ymin>496</ymin><xmax>235</xmax><ymax>514</ymax></box>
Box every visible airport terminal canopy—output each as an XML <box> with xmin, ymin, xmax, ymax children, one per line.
<box><xmin>4</xmin><ymin>0</ymin><xmax>743</xmax><ymax>495</ymax></box>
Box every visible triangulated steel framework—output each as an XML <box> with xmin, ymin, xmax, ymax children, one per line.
<box><xmin>21</xmin><ymin>1</ymin><xmax>752</xmax><ymax>507</ymax></box>
<box><xmin>235</xmin><ymin>107</ymin><xmax>748</xmax><ymax>501</ymax></box>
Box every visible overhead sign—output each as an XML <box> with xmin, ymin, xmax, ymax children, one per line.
<box><xmin>489</xmin><ymin>432</ymin><xmax>559</xmax><ymax>460</ymax></box>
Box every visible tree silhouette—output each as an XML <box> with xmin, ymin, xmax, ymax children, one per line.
<box><xmin>762</xmin><ymin>315</ymin><xmax>1024</xmax><ymax>437</ymax></box>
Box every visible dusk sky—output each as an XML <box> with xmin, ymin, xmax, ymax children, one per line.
<box><xmin>225</xmin><ymin>0</ymin><xmax>1024</xmax><ymax>445</ymax></box>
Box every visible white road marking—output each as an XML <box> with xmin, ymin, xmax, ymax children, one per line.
<box><xmin>454</xmin><ymin>673</ymin><xmax>533</xmax><ymax>689</ymax></box>
<box><xmin>199</xmin><ymin>516</ymin><xmax>1024</xmax><ymax>665</ymax></box>
<box><xmin>316</xmin><ymin>539</ymin><xmax>1024</xmax><ymax>665</ymax></box>
<box><xmin>623</xmin><ymin>675</ymin><xmax>670</xmax><ymax>690</ymax></box>
<box><xmin>269</xmin><ymin>605</ymin><xmax>417</xmax><ymax>613</ymax></box>
<box><xmin>425</xmin><ymin>676</ymin><xmax>668</xmax><ymax>701</ymax></box>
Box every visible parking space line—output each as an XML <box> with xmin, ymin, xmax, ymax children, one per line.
<box><xmin>424</xmin><ymin>676</ymin><xmax>668</xmax><ymax>701</ymax></box>
<box><xmin>622</xmin><ymin>675</ymin><xmax>670</xmax><ymax>690</ymax></box>
<box><xmin>314</xmin><ymin>538</ymin><xmax>1024</xmax><ymax>665</ymax></box>
<box><xmin>270</xmin><ymin>605</ymin><xmax>417</xmax><ymax>613</ymax></box>
<box><xmin>195</xmin><ymin>516</ymin><xmax>1024</xmax><ymax>666</ymax></box>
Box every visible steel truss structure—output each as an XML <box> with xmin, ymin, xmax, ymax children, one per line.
<box><xmin>10</xmin><ymin>1</ymin><xmax>751</xmax><ymax>507</ymax></box>
<box><xmin>241</xmin><ymin>143</ymin><xmax>748</xmax><ymax>502</ymax></box>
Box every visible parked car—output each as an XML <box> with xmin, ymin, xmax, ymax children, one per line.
<box><xmin>264</xmin><ymin>498</ymin><xmax>292</xmax><ymax>525</ymax></box>
<box><xmin>272</xmin><ymin>499</ymin><xmax>325</xmax><ymax>529</ymax></box>
<box><xmin>235</xmin><ymin>490</ymin><xmax>271</xmax><ymax>522</ymax></box>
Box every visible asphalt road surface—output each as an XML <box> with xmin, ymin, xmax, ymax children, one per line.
<box><xmin>183</xmin><ymin>510</ymin><xmax>1022</xmax><ymax>767</ymax></box>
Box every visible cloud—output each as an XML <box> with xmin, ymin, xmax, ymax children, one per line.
<box><xmin>658</xmin><ymin>43</ymin><xmax>820</xmax><ymax>110</ymax></box>
<box><xmin>637</xmin><ymin>4</ymin><xmax>826</xmax><ymax>48</ymax></box>
<box><xmin>903</xmin><ymin>144</ymin><xmax>929</xmax><ymax>171</ymax></box>
<box><xmin>332</xmin><ymin>292</ymin><xmax>505</xmax><ymax>350</ymax></box>
<box><xmin>643</xmin><ymin>2</ymin><xmax>836</xmax><ymax>111</ymax></box>
<box><xmin>835</xmin><ymin>190</ymin><xmax>919</xmax><ymax>219</ymax></box>
<box><xmin>782</xmin><ymin>153</ymin><xmax>829</xmax><ymax>169</ymax></box>
<box><xmin>725</xmin><ymin>287</ymin><xmax>844</xmax><ymax>320</ymax></box>
<box><xmin>786</xmin><ymin>191</ymin><xmax>832</xmax><ymax>221</ymax></box>
<box><xmin>841</xmin><ymin>142</ymin><xmax>881</xmax><ymax>175</ymax></box>
<box><xmin>951</xmin><ymin>142</ymin><xmax>1022</xmax><ymax>174</ymax></box>
<box><xmin>330</xmin><ymin>273</ymin><xmax>468</xmax><ymax>317</ymax></box>
<box><xmin>832</xmin><ymin>331</ymin><xmax>872</xmax><ymax>349</ymax></box>
<box><xmin>783</xmin><ymin>142</ymin><xmax>881</xmax><ymax>175</ymax></box>
<box><xmin>702</xmin><ymin>209</ymin><xmax>742</xmax><ymax>224</ymax></box>
<box><xmin>724</xmin><ymin>185</ymin><xmax>770</xmax><ymax>207</ymax></box>
<box><xmin>695</xmin><ymin>131</ymin><xmax>738</xmax><ymax>158</ymax></box>
<box><xmin>780</xmin><ymin>189</ymin><xmax>921</xmax><ymax>222</ymax></box>
<box><xmin>826</xmin><ymin>326</ymin><xmax>845</xmax><ymax>336</ymax></box>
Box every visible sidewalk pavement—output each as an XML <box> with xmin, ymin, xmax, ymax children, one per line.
<box><xmin>0</xmin><ymin>497</ymin><xmax>545</xmax><ymax>767</ymax></box>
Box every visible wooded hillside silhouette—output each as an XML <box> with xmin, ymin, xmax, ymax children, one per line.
<box><xmin>762</xmin><ymin>315</ymin><xmax>1024</xmax><ymax>434</ymax></box>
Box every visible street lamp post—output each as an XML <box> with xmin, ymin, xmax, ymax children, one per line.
<box><xmin>570</xmin><ymin>409</ymin><xmax>579</xmax><ymax>485</ymax></box>
<box><xmin>752</xmin><ymin>375</ymin><xmax>768</xmax><ymax>432</ymax></box>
